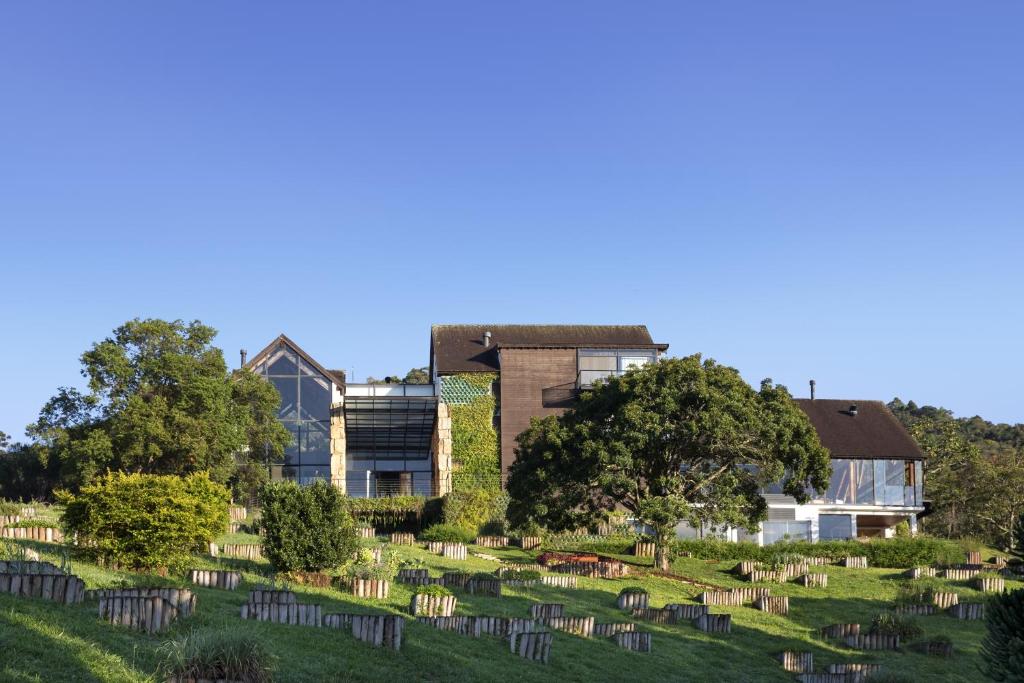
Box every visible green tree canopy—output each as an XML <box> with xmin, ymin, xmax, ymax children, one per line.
<box><xmin>507</xmin><ymin>355</ymin><xmax>831</xmax><ymax>569</ymax></box>
<box><xmin>28</xmin><ymin>318</ymin><xmax>289</xmax><ymax>496</ymax></box>
<box><xmin>891</xmin><ymin>398</ymin><xmax>1024</xmax><ymax>550</ymax></box>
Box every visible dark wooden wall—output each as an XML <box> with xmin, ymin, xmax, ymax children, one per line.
<box><xmin>497</xmin><ymin>348</ymin><xmax>578</xmax><ymax>477</ymax></box>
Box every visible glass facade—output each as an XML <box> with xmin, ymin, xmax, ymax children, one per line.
<box><xmin>253</xmin><ymin>344</ymin><xmax>334</xmax><ymax>484</ymax></box>
<box><xmin>813</xmin><ymin>459</ymin><xmax>923</xmax><ymax>507</ymax></box>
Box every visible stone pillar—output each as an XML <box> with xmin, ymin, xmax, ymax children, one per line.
<box><xmin>432</xmin><ymin>402</ymin><xmax>453</xmax><ymax>496</ymax></box>
<box><xmin>330</xmin><ymin>401</ymin><xmax>346</xmax><ymax>494</ymax></box>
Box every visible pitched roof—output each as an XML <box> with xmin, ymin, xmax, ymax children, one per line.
<box><xmin>794</xmin><ymin>399</ymin><xmax>926</xmax><ymax>459</ymax></box>
<box><xmin>245</xmin><ymin>334</ymin><xmax>345</xmax><ymax>386</ymax></box>
<box><xmin>430</xmin><ymin>324</ymin><xmax>667</xmax><ymax>373</ymax></box>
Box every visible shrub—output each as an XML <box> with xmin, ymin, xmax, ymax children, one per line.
<box><xmin>158</xmin><ymin>628</ymin><xmax>275</xmax><ymax>683</ymax></box>
<box><xmin>868</xmin><ymin>612</ymin><xmax>923</xmax><ymax>640</ymax></box>
<box><xmin>0</xmin><ymin>500</ymin><xmax>20</xmax><ymax>515</ymax></box>
<box><xmin>346</xmin><ymin>547</ymin><xmax>400</xmax><ymax>581</ymax></box>
<box><xmin>502</xmin><ymin>569</ymin><xmax>541</xmax><ymax>582</ymax></box>
<box><xmin>420</xmin><ymin>523</ymin><xmax>475</xmax><ymax>544</ymax></box>
<box><xmin>258</xmin><ymin>480</ymin><xmax>358</xmax><ymax>573</ymax></box>
<box><xmin>414</xmin><ymin>584</ymin><xmax>452</xmax><ymax>597</ymax></box>
<box><xmin>443</xmin><ymin>488</ymin><xmax>508</xmax><ymax>535</ymax></box>
<box><xmin>58</xmin><ymin>471</ymin><xmax>229</xmax><ymax>571</ymax></box>
<box><xmin>618</xmin><ymin>586</ymin><xmax>648</xmax><ymax>596</ymax></box>
<box><xmin>980</xmin><ymin>588</ymin><xmax>1024</xmax><ymax>680</ymax></box>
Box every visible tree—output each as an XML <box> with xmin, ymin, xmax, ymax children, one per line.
<box><xmin>507</xmin><ymin>356</ymin><xmax>831</xmax><ymax>570</ymax></box>
<box><xmin>366</xmin><ymin>368</ymin><xmax>430</xmax><ymax>385</ymax></box>
<box><xmin>980</xmin><ymin>588</ymin><xmax>1024</xmax><ymax>681</ymax></box>
<box><xmin>891</xmin><ymin>398</ymin><xmax>1024</xmax><ymax>549</ymax></box>
<box><xmin>403</xmin><ymin>367</ymin><xmax>430</xmax><ymax>384</ymax></box>
<box><xmin>28</xmin><ymin>319</ymin><xmax>290</xmax><ymax>493</ymax></box>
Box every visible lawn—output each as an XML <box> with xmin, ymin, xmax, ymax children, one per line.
<box><xmin>1</xmin><ymin>522</ymin><xmax>1019</xmax><ymax>682</ymax></box>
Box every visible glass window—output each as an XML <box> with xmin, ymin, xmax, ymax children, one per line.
<box><xmin>267</xmin><ymin>350</ymin><xmax>298</xmax><ymax>376</ymax></box>
<box><xmin>580</xmin><ymin>355</ymin><xmax>616</xmax><ymax>371</ymax></box>
<box><xmin>763</xmin><ymin>520</ymin><xmax>811</xmax><ymax>544</ymax></box>
<box><xmin>299</xmin><ymin>421</ymin><xmax>331</xmax><ymax>465</ymax></box>
<box><xmin>620</xmin><ymin>356</ymin><xmax>651</xmax><ymax>371</ymax></box>
<box><xmin>820</xmin><ymin>514</ymin><xmax>853</xmax><ymax>540</ymax></box>
<box><xmin>272</xmin><ymin>377</ymin><xmax>298</xmax><ymax>420</ymax></box>
<box><xmin>299</xmin><ymin>376</ymin><xmax>331</xmax><ymax>421</ymax></box>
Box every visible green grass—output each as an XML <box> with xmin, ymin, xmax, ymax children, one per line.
<box><xmin>2</xmin><ymin>534</ymin><xmax>1020</xmax><ymax>682</ymax></box>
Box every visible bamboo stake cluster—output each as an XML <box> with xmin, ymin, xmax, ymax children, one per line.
<box><xmin>844</xmin><ymin>634</ymin><xmax>899</xmax><ymax>650</ymax></box>
<box><xmin>0</xmin><ymin>527</ymin><xmax>63</xmax><ymax>542</ymax></box>
<box><xmin>593</xmin><ymin>622</ymin><xmax>636</xmax><ymax>637</ymax></box>
<box><xmin>779</xmin><ymin>651</ymin><xmax>814</xmax><ymax>673</ymax></box>
<box><xmin>613</xmin><ymin>632</ymin><xmax>651</xmax><ymax>652</ymax></box>
<box><xmin>351</xmin><ymin>614</ymin><xmax>403</xmax><ymax>650</ymax></box>
<box><xmin>390</xmin><ymin>532</ymin><xmax>416</xmax><ymax>545</ymax></box>
<box><xmin>541</xmin><ymin>616</ymin><xmax>594</xmax><ymax>637</ymax></box>
<box><xmin>616</xmin><ymin>591</ymin><xmax>648</xmax><ymax>610</ymax></box>
<box><xmin>753</xmin><ymin>596</ymin><xmax>789</xmax><ymax>615</ymax></box>
<box><xmin>0</xmin><ymin>572</ymin><xmax>85</xmax><ymax>604</ymax></box>
<box><xmin>949</xmin><ymin>603</ymin><xmax>984</xmax><ymax>620</ymax></box>
<box><xmin>98</xmin><ymin>595</ymin><xmax>179</xmax><ymax>633</ymax></box>
<box><xmin>222</xmin><ymin>544</ymin><xmax>263</xmax><ymax>560</ymax></box>
<box><xmin>409</xmin><ymin>593</ymin><xmax>457</xmax><ymax>616</ymax></box>
<box><xmin>528</xmin><ymin>603</ymin><xmax>564</xmax><ymax>619</ymax></box>
<box><xmin>87</xmin><ymin>587</ymin><xmax>196</xmax><ymax>616</ymax></box>
<box><xmin>189</xmin><ymin>569</ymin><xmax>241</xmax><ymax>590</ymax></box>
<box><xmin>415</xmin><ymin>616</ymin><xmax>539</xmax><ymax>638</ymax></box>
<box><xmin>820</xmin><ymin>623</ymin><xmax>860</xmax><ymax>639</ymax></box>
<box><xmin>475</xmin><ymin>536</ymin><xmax>509</xmax><ymax>548</ymax></box>
<box><xmin>509</xmin><ymin>631</ymin><xmax>552</xmax><ymax>663</ymax></box>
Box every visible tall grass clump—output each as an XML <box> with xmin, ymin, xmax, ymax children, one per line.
<box><xmin>158</xmin><ymin>629</ymin><xmax>275</xmax><ymax>683</ymax></box>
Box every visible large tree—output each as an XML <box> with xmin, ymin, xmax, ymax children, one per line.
<box><xmin>28</xmin><ymin>318</ymin><xmax>290</xmax><ymax>497</ymax></box>
<box><xmin>507</xmin><ymin>355</ymin><xmax>831</xmax><ymax>570</ymax></box>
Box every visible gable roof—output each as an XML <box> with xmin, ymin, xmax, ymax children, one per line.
<box><xmin>794</xmin><ymin>399</ymin><xmax>926</xmax><ymax>460</ymax></box>
<box><xmin>430</xmin><ymin>324</ymin><xmax>667</xmax><ymax>374</ymax></box>
<box><xmin>245</xmin><ymin>334</ymin><xmax>345</xmax><ymax>386</ymax></box>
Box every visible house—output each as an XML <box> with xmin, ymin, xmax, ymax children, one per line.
<box><xmin>246</xmin><ymin>327</ymin><xmax>926</xmax><ymax>543</ymax></box>
<box><xmin>429</xmin><ymin>324</ymin><xmax>669</xmax><ymax>479</ymax></box>
<box><xmin>677</xmin><ymin>397</ymin><xmax>927</xmax><ymax>544</ymax></box>
<box><xmin>245</xmin><ymin>325</ymin><xmax>668</xmax><ymax>497</ymax></box>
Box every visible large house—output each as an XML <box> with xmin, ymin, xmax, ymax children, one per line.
<box><xmin>245</xmin><ymin>325</ymin><xmax>925</xmax><ymax>543</ymax></box>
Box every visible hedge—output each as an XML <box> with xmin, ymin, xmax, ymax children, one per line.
<box><xmin>670</xmin><ymin>536</ymin><xmax>963</xmax><ymax>568</ymax></box>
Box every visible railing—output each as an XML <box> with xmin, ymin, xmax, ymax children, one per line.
<box><xmin>577</xmin><ymin>369</ymin><xmax>626</xmax><ymax>388</ymax></box>
<box><xmin>344</xmin><ymin>383</ymin><xmax>437</xmax><ymax>397</ymax></box>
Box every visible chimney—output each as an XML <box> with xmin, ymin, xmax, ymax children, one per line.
<box><xmin>809</xmin><ymin>379</ymin><xmax>816</xmax><ymax>400</ymax></box>
<box><xmin>240</xmin><ymin>349</ymin><xmax>247</xmax><ymax>367</ymax></box>
<box><xmin>483</xmin><ymin>330</ymin><xmax>492</xmax><ymax>347</ymax></box>
<box><xmin>849</xmin><ymin>404</ymin><xmax>858</xmax><ymax>416</ymax></box>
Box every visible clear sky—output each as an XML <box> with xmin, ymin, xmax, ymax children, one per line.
<box><xmin>2</xmin><ymin>2</ymin><xmax>1023</xmax><ymax>439</ymax></box>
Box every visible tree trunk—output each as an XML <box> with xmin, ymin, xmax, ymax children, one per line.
<box><xmin>654</xmin><ymin>528</ymin><xmax>672</xmax><ymax>571</ymax></box>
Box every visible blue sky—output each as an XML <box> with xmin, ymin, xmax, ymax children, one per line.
<box><xmin>2</xmin><ymin>2</ymin><xmax>1023</xmax><ymax>438</ymax></box>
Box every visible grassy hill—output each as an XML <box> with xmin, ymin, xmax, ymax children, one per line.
<box><xmin>1</xmin><ymin>525</ymin><xmax>1019</xmax><ymax>682</ymax></box>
